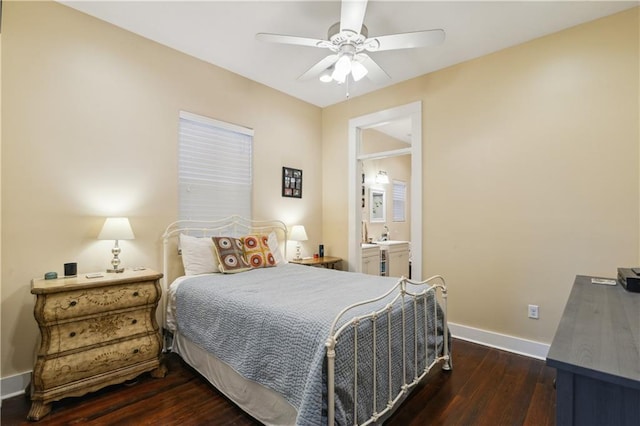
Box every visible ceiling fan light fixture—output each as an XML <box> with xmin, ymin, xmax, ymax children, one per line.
<box><xmin>257</xmin><ymin>0</ymin><xmax>446</xmax><ymax>92</ymax></box>
<box><xmin>319</xmin><ymin>68</ymin><xmax>333</xmax><ymax>83</ymax></box>
<box><xmin>351</xmin><ymin>60</ymin><xmax>368</xmax><ymax>81</ymax></box>
<box><xmin>331</xmin><ymin>67</ymin><xmax>348</xmax><ymax>83</ymax></box>
<box><xmin>335</xmin><ymin>54</ymin><xmax>352</xmax><ymax>76</ymax></box>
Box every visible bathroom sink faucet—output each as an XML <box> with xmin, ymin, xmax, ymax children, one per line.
<box><xmin>381</xmin><ymin>225</ymin><xmax>390</xmax><ymax>241</ymax></box>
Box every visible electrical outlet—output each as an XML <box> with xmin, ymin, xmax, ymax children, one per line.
<box><xmin>528</xmin><ymin>304</ymin><xmax>539</xmax><ymax>319</ymax></box>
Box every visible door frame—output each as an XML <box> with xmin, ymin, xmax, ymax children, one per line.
<box><xmin>348</xmin><ymin>101</ymin><xmax>423</xmax><ymax>280</ymax></box>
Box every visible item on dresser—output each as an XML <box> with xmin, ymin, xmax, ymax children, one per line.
<box><xmin>85</xmin><ymin>272</ymin><xmax>104</xmax><ymax>279</ymax></box>
<box><xmin>63</xmin><ymin>262</ymin><xmax>77</xmax><ymax>277</ymax></box>
<box><xmin>591</xmin><ymin>277</ymin><xmax>616</xmax><ymax>286</ymax></box>
<box><xmin>616</xmin><ymin>267</ymin><xmax>640</xmax><ymax>292</ymax></box>
<box><xmin>28</xmin><ymin>269</ymin><xmax>167</xmax><ymax>421</ymax></box>
<box><xmin>162</xmin><ymin>216</ymin><xmax>452</xmax><ymax>426</ymax></box>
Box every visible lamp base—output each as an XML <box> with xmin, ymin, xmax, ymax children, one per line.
<box><xmin>106</xmin><ymin>268</ymin><xmax>125</xmax><ymax>273</ymax></box>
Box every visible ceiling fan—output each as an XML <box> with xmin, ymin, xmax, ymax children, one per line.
<box><xmin>256</xmin><ymin>0</ymin><xmax>445</xmax><ymax>85</ymax></box>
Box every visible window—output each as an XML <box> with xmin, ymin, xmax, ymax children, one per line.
<box><xmin>178</xmin><ymin>111</ymin><xmax>253</xmax><ymax>221</ymax></box>
<box><xmin>392</xmin><ymin>180</ymin><xmax>406</xmax><ymax>222</ymax></box>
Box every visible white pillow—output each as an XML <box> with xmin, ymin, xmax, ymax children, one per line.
<box><xmin>179</xmin><ymin>233</ymin><xmax>220</xmax><ymax>275</ymax></box>
<box><xmin>267</xmin><ymin>231</ymin><xmax>287</xmax><ymax>265</ymax></box>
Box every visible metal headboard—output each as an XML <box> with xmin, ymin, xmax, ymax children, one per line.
<box><xmin>160</xmin><ymin>215</ymin><xmax>288</xmax><ymax>329</ymax></box>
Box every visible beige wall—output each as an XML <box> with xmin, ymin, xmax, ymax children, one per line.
<box><xmin>323</xmin><ymin>8</ymin><xmax>639</xmax><ymax>344</ymax></box>
<box><xmin>1</xmin><ymin>1</ymin><xmax>322</xmax><ymax>377</ymax></box>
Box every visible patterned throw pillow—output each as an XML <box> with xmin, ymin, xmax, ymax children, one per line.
<box><xmin>242</xmin><ymin>234</ymin><xmax>277</xmax><ymax>269</ymax></box>
<box><xmin>211</xmin><ymin>236</ymin><xmax>251</xmax><ymax>274</ymax></box>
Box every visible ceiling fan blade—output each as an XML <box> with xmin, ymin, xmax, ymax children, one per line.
<box><xmin>256</xmin><ymin>33</ymin><xmax>333</xmax><ymax>49</ymax></box>
<box><xmin>340</xmin><ymin>0</ymin><xmax>368</xmax><ymax>34</ymax></box>
<box><xmin>298</xmin><ymin>54</ymin><xmax>339</xmax><ymax>80</ymax></box>
<box><xmin>357</xmin><ymin>54</ymin><xmax>390</xmax><ymax>84</ymax></box>
<box><xmin>365</xmin><ymin>29</ymin><xmax>445</xmax><ymax>52</ymax></box>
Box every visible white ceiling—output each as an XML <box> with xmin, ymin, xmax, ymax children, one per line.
<box><xmin>60</xmin><ymin>1</ymin><xmax>637</xmax><ymax>108</ymax></box>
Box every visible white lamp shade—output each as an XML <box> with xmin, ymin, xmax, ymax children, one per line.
<box><xmin>98</xmin><ymin>217</ymin><xmax>135</xmax><ymax>240</ymax></box>
<box><xmin>331</xmin><ymin>67</ymin><xmax>348</xmax><ymax>83</ymax></box>
<box><xmin>289</xmin><ymin>225</ymin><xmax>308</xmax><ymax>242</ymax></box>
<box><xmin>351</xmin><ymin>60</ymin><xmax>368</xmax><ymax>82</ymax></box>
<box><xmin>334</xmin><ymin>55</ymin><xmax>352</xmax><ymax>75</ymax></box>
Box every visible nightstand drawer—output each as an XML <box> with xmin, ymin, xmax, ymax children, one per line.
<box><xmin>40</xmin><ymin>281</ymin><xmax>159</xmax><ymax>322</ymax></box>
<box><xmin>37</xmin><ymin>334</ymin><xmax>160</xmax><ymax>389</ymax></box>
<box><xmin>47</xmin><ymin>308</ymin><xmax>156</xmax><ymax>353</ymax></box>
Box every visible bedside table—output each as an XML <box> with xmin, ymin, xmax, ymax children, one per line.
<box><xmin>290</xmin><ymin>256</ymin><xmax>342</xmax><ymax>269</ymax></box>
<box><xmin>28</xmin><ymin>269</ymin><xmax>167</xmax><ymax>421</ymax></box>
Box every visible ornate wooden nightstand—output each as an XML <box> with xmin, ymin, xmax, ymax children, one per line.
<box><xmin>28</xmin><ymin>269</ymin><xmax>167</xmax><ymax>421</ymax></box>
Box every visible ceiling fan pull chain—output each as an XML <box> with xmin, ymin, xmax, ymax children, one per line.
<box><xmin>346</xmin><ymin>76</ymin><xmax>350</xmax><ymax>99</ymax></box>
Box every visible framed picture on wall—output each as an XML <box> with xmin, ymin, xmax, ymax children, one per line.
<box><xmin>282</xmin><ymin>167</ymin><xmax>303</xmax><ymax>198</ymax></box>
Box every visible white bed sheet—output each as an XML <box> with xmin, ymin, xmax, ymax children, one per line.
<box><xmin>168</xmin><ymin>274</ymin><xmax>299</xmax><ymax>425</ymax></box>
<box><xmin>165</xmin><ymin>275</ymin><xmax>193</xmax><ymax>332</ymax></box>
<box><xmin>173</xmin><ymin>331</ymin><xmax>297</xmax><ymax>425</ymax></box>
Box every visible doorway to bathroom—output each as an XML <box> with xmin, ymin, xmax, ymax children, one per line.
<box><xmin>348</xmin><ymin>101</ymin><xmax>423</xmax><ymax>280</ymax></box>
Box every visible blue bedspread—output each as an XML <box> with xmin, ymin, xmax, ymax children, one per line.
<box><xmin>175</xmin><ymin>263</ymin><xmax>448</xmax><ymax>425</ymax></box>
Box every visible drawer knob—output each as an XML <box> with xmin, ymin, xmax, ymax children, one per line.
<box><xmin>69</xmin><ymin>332</ymin><xmax>76</xmax><ymax>337</ymax></box>
<box><xmin>69</xmin><ymin>301</ymin><xmax>77</xmax><ymax>307</ymax></box>
<box><xmin>133</xmin><ymin>291</ymin><xmax>139</xmax><ymax>297</ymax></box>
<box><xmin>131</xmin><ymin>319</ymin><xmax>137</xmax><ymax>325</ymax></box>
<box><xmin>133</xmin><ymin>349</ymin><xmax>139</xmax><ymax>354</ymax></box>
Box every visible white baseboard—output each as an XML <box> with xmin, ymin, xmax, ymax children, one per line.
<box><xmin>449</xmin><ymin>322</ymin><xmax>550</xmax><ymax>360</ymax></box>
<box><xmin>0</xmin><ymin>324</ymin><xmax>548</xmax><ymax>401</ymax></box>
<box><xmin>1</xmin><ymin>371</ymin><xmax>30</xmax><ymax>401</ymax></box>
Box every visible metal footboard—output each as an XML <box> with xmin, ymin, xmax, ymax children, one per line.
<box><xmin>325</xmin><ymin>275</ymin><xmax>451</xmax><ymax>426</ymax></box>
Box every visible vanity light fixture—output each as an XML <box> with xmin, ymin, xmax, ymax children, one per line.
<box><xmin>376</xmin><ymin>171</ymin><xmax>390</xmax><ymax>184</ymax></box>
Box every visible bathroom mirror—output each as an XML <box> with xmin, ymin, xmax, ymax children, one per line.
<box><xmin>370</xmin><ymin>189</ymin><xmax>386</xmax><ymax>223</ymax></box>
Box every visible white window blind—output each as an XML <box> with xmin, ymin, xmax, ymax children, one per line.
<box><xmin>392</xmin><ymin>180</ymin><xmax>406</xmax><ymax>222</ymax></box>
<box><xmin>178</xmin><ymin>111</ymin><xmax>253</xmax><ymax>221</ymax></box>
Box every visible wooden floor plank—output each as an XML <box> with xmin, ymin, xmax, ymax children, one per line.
<box><xmin>1</xmin><ymin>339</ymin><xmax>556</xmax><ymax>425</ymax></box>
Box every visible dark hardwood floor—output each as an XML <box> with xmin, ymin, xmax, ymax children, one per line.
<box><xmin>1</xmin><ymin>339</ymin><xmax>556</xmax><ymax>425</ymax></box>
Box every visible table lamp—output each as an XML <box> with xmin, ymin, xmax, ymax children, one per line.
<box><xmin>98</xmin><ymin>217</ymin><xmax>135</xmax><ymax>273</ymax></box>
<box><xmin>289</xmin><ymin>225</ymin><xmax>308</xmax><ymax>260</ymax></box>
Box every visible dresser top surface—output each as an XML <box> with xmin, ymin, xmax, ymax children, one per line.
<box><xmin>32</xmin><ymin>269</ymin><xmax>162</xmax><ymax>294</ymax></box>
<box><xmin>547</xmin><ymin>275</ymin><xmax>640</xmax><ymax>387</ymax></box>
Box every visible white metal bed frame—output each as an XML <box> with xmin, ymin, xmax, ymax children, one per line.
<box><xmin>161</xmin><ymin>216</ymin><xmax>451</xmax><ymax>426</ymax></box>
<box><xmin>326</xmin><ymin>275</ymin><xmax>451</xmax><ymax>425</ymax></box>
